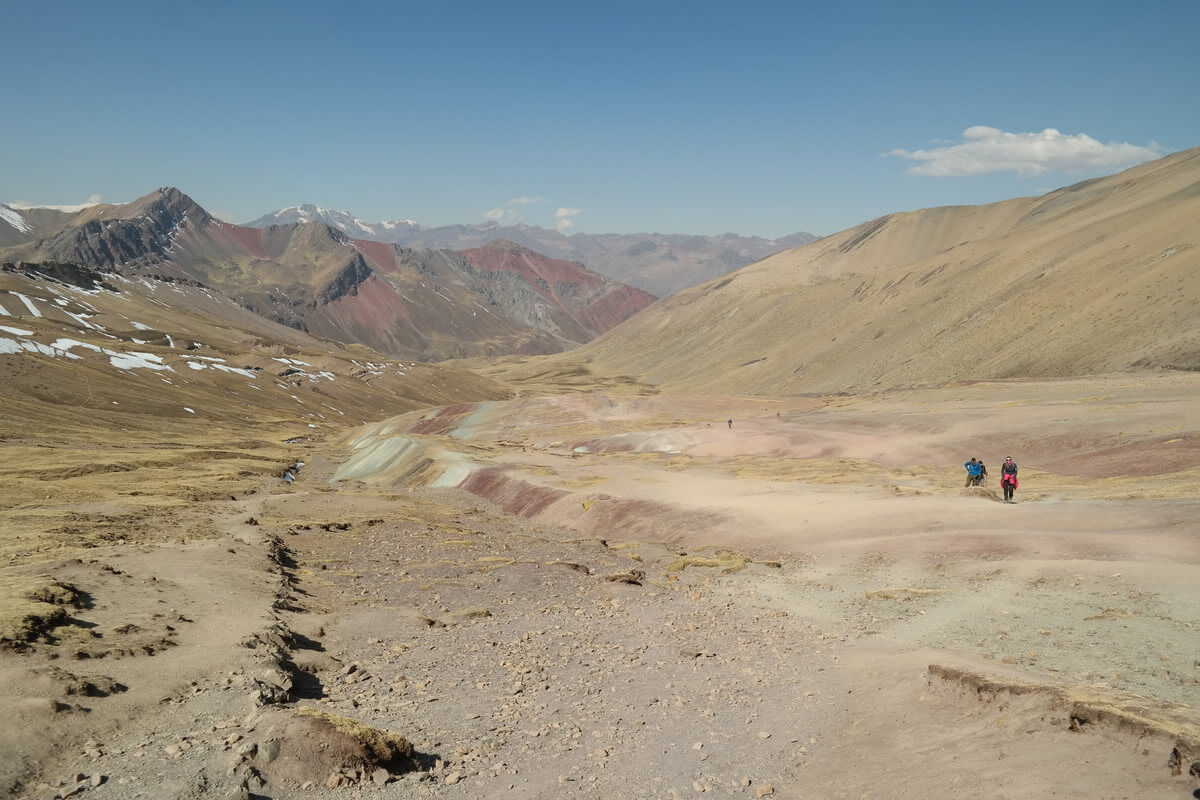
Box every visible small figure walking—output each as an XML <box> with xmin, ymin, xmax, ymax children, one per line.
<box><xmin>727</xmin><ymin>418</ymin><xmax>733</xmax><ymax>429</ymax></box>
<box><xmin>1000</xmin><ymin>456</ymin><xmax>1018</xmax><ymax>503</ymax></box>
<box><xmin>964</xmin><ymin>457</ymin><xmax>983</xmax><ymax>487</ymax></box>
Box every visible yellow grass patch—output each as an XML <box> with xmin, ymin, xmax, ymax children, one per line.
<box><xmin>667</xmin><ymin>554</ymin><xmax>751</xmax><ymax>573</ymax></box>
<box><xmin>292</xmin><ymin>708</ymin><xmax>414</xmax><ymax>763</ymax></box>
<box><xmin>865</xmin><ymin>587</ymin><xmax>949</xmax><ymax>601</ymax></box>
<box><xmin>555</xmin><ymin>475</ymin><xmax>611</xmax><ymax>489</ymax></box>
<box><xmin>0</xmin><ymin>576</ymin><xmax>79</xmax><ymax>646</ymax></box>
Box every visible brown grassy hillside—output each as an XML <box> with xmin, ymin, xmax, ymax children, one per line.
<box><xmin>0</xmin><ymin>264</ymin><xmax>508</xmax><ymax>568</ymax></box>
<box><xmin>502</xmin><ymin>147</ymin><xmax>1200</xmax><ymax>395</ymax></box>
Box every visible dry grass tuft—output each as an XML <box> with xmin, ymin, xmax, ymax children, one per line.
<box><xmin>0</xmin><ymin>576</ymin><xmax>81</xmax><ymax>647</ymax></box>
<box><xmin>293</xmin><ymin>708</ymin><xmax>415</xmax><ymax>764</ymax></box>
<box><xmin>667</xmin><ymin>554</ymin><xmax>751</xmax><ymax>574</ymax></box>
<box><xmin>445</xmin><ymin>606</ymin><xmax>491</xmax><ymax>622</ymax></box>
<box><xmin>865</xmin><ymin>587</ymin><xmax>949</xmax><ymax>601</ymax></box>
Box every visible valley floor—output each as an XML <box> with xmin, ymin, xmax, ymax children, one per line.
<box><xmin>2</xmin><ymin>374</ymin><xmax>1198</xmax><ymax>799</ymax></box>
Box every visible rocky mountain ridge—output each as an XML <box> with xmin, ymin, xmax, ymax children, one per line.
<box><xmin>0</xmin><ymin>191</ymin><xmax>656</xmax><ymax>362</ymax></box>
<box><xmin>246</xmin><ymin>206</ymin><xmax>818</xmax><ymax>296</ymax></box>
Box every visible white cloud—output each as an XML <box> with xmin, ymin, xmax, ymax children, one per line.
<box><xmin>483</xmin><ymin>195</ymin><xmax>544</xmax><ymax>223</ymax></box>
<box><xmin>8</xmin><ymin>195</ymin><xmax>109</xmax><ymax>212</ymax></box>
<box><xmin>554</xmin><ymin>207</ymin><xmax>582</xmax><ymax>233</ymax></box>
<box><xmin>888</xmin><ymin>127</ymin><xmax>1162</xmax><ymax>177</ymax></box>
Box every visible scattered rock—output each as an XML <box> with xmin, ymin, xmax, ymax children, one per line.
<box><xmin>548</xmin><ymin>561</ymin><xmax>591</xmax><ymax>574</ymax></box>
<box><xmin>602</xmin><ymin>570</ymin><xmax>645</xmax><ymax>585</ymax></box>
<box><xmin>446</xmin><ymin>606</ymin><xmax>491</xmax><ymax>623</ymax></box>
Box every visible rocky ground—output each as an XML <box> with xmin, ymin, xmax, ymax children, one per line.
<box><xmin>2</xmin><ymin>376</ymin><xmax>1198</xmax><ymax>800</ymax></box>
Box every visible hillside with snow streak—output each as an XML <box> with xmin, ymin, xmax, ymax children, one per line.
<box><xmin>2</xmin><ymin>189</ymin><xmax>655</xmax><ymax>362</ymax></box>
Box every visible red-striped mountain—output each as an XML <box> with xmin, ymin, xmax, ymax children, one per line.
<box><xmin>0</xmin><ymin>189</ymin><xmax>656</xmax><ymax>361</ymax></box>
<box><xmin>456</xmin><ymin>241</ymin><xmax>655</xmax><ymax>344</ymax></box>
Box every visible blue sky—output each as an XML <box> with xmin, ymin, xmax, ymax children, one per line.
<box><xmin>2</xmin><ymin>0</ymin><xmax>1195</xmax><ymax>237</ymax></box>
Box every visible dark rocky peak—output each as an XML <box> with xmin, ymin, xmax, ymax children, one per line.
<box><xmin>317</xmin><ymin>253</ymin><xmax>373</xmax><ymax>304</ymax></box>
<box><xmin>149</xmin><ymin>187</ymin><xmax>212</xmax><ymax>227</ymax></box>
<box><xmin>260</xmin><ymin>218</ymin><xmax>351</xmax><ymax>247</ymax></box>
<box><xmin>114</xmin><ymin>187</ymin><xmax>212</xmax><ymax>228</ymax></box>
<box><xmin>29</xmin><ymin>188</ymin><xmax>215</xmax><ymax>276</ymax></box>
<box><xmin>293</xmin><ymin>219</ymin><xmax>352</xmax><ymax>247</ymax></box>
<box><xmin>2</xmin><ymin>260</ymin><xmax>119</xmax><ymax>292</ymax></box>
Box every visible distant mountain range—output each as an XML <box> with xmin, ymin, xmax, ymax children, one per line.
<box><xmin>0</xmin><ymin>191</ymin><xmax>655</xmax><ymax>362</ymax></box>
<box><xmin>245</xmin><ymin>205</ymin><xmax>819</xmax><ymax>297</ymax></box>
<box><xmin>4</xmin><ymin>147</ymin><xmax>1195</xmax><ymax>401</ymax></box>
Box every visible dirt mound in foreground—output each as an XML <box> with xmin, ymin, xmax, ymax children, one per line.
<box><xmin>249</xmin><ymin>708</ymin><xmax>417</xmax><ymax>787</ymax></box>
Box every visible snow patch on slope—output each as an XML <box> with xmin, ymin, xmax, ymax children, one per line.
<box><xmin>0</xmin><ymin>203</ymin><xmax>31</xmax><ymax>233</ymax></box>
<box><xmin>11</xmin><ymin>292</ymin><xmax>43</xmax><ymax>317</ymax></box>
<box><xmin>7</xmin><ymin>200</ymin><xmax>110</xmax><ymax>212</ymax></box>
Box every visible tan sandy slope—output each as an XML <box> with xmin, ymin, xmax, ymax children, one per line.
<box><xmin>498</xmin><ymin>146</ymin><xmax>1200</xmax><ymax>394</ymax></box>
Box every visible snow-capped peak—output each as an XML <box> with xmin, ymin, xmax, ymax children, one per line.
<box><xmin>252</xmin><ymin>205</ymin><xmax>375</xmax><ymax>236</ymax></box>
<box><xmin>247</xmin><ymin>206</ymin><xmax>423</xmax><ymax>238</ymax></box>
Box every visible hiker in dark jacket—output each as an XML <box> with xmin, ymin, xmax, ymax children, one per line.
<box><xmin>1000</xmin><ymin>456</ymin><xmax>1018</xmax><ymax>503</ymax></box>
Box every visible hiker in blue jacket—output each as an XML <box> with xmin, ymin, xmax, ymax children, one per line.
<box><xmin>964</xmin><ymin>458</ymin><xmax>984</xmax><ymax>487</ymax></box>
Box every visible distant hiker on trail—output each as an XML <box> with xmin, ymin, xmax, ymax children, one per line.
<box><xmin>964</xmin><ymin>457</ymin><xmax>984</xmax><ymax>487</ymax></box>
<box><xmin>727</xmin><ymin>419</ymin><xmax>733</xmax><ymax>429</ymax></box>
<box><xmin>978</xmin><ymin>460</ymin><xmax>988</xmax><ymax>485</ymax></box>
<box><xmin>1000</xmin><ymin>457</ymin><xmax>1018</xmax><ymax>503</ymax></box>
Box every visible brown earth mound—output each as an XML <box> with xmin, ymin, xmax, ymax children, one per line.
<box><xmin>250</xmin><ymin>708</ymin><xmax>417</xmax><ymax>788</ymax></box>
